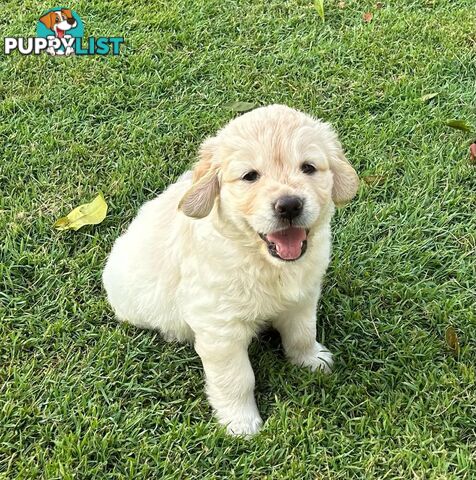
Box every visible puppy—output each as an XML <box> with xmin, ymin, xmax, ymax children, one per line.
<box><xmin>103</xmin><ymin>105</ymin><xmax>359</xmax><ymax>436</ymax></box>
<box><xmin>39</xmin><ymin>9</ymin><xmax>77</xmax><ymax>56</ymax></box>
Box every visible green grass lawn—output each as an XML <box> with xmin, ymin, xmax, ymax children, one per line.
<box><xmin>1</xmin><ymin>0</ymin><xmax>475</xmax><ymax>478</ymax></box>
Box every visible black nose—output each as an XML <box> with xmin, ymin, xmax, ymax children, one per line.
<box><xmin>67</xmin><ymin>18</ymin><xmax>76</xmax><ymax>25</ymax></box>
<box><xmin>274</xmin><ymin>196</ymin><xmax>304</xmax><ymax>221</ymax></box>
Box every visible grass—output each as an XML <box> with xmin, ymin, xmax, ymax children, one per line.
<box><xmin>1</xmin><ymin>0</ymin><xmax>475</xmax><ymax>478</ymax></box>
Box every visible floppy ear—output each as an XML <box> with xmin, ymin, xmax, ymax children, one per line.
<box><xmin>329</xmin><ymin>141</ymin><xmax>359</xmax><ymax>206</ymax></box>
<box><xmin>61</xmin><ymin>8</ymin><xmax>73</xmax><ymax>17</ymax></box>
<box><xmin>178</xmin><ymin>138</ymin><xmax>220</xmax><ymax>218</ymax></box>
<box><xmin>39</xmin><ymin>12</ymin><xmax>56</xmax><ymax>30</ymax></box>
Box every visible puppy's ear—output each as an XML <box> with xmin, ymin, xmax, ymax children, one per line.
<box><xmin>39</xmin><ymin>12</ymin><xmax>56</xmax><ymax>30</ymax></box>
<box><xmin>61</xmin><ymin>8</ymin><xmax>73</xmax><ymax>17</ymax></box>
<box><xmin>179</xmin><ymin>138</ymin><xmax>220</xmax><ymax>218</ymax></box>
<box><xmin>315</xmin><ymin>122</ymin><xmax>357</xmax><ymax>206</ymax></box>
<box><xmin>329</xmin><ymin>146</ymin><xmax>359</xmax><ymax>205</ymax></box>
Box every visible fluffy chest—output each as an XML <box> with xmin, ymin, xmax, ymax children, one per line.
<box><xmin>226</xmin><ymin>264</ymin><xmax>314</xmax><ymax>321</ymax></box>
<box><xmin>179</xmin><ymin>220</ymin><xmax>331</xmax><ymax>323</ymax></box>
<box><xmin>183</xmin><ymin>252</ymin><xmax>322</xmax><ymax>324</ymax></box>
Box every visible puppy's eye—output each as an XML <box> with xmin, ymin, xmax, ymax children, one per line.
<box><xmin>301</xmin><ymin>163</ymin><xmax>316</xmax><ymax>175</ymax></box>
<box><xmin>242</xmin><ymin>170</ymin><xmax>260</xmax><ymax>182</ymax></box>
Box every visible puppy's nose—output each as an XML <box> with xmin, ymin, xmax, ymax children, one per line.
<box><xmin>67</xmin><ymin>17</ymin><xmax>76</xmax><ymax>25</ymax></box>
<box><xmin>274</xmin><ymin>196</ymin><xmax>304</xmax><ymax>221</ymax></box>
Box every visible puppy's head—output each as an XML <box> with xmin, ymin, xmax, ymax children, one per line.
<box><xmin>179</xmin><ymin>105</ymin><xmax>359</xmax><ymax>263</ymax></box>
<box><xmin>39</xmin><ymin>9</ymin><xmax>77</xmax><ymax>36</ymax></box>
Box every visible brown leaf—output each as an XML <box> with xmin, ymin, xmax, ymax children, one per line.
<box><xmin>445</xmin><ymin>326</ymin><xmax>460</xmax><ymax>356</ymax></box>
<box><xmin>338</xmin><ymin>1</ymin><xmax>346</xmax><ymax>8</ymax></box>
<box><xmin>362</xmin><ymin>175</ymin><xmax>387</xmax><ymax>186</ymax></box>
<box><xmin>470</xmin><ymin>143</ymin><xmax>476</xmax><ymax>165</ymax></box>
<box><xmin>375</xmin><ymin>2</ymin><xmax>384</xmax><ymax>8</ymax></box>
<box><xmin>363</xmin><ymin>11</ymin><xmax>373</xmax><ymax>22</ymax></box>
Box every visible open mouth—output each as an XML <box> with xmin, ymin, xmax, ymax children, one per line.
<box><xmin>259</xmin><ymin>227</ymin><xmax>309</xmax><ymax>261</ymax></box>
<box><xmin>56</xmin><ymin>28</ymin><xmax>66</xmax><ymax>38</ymax></box>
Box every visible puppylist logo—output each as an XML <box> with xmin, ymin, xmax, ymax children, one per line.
<box><xmin>4</xmin><ymin>7</ymin><xmax>124</xmax><ymax>56</ymax></box>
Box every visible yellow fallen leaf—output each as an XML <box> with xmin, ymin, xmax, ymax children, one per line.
<box><xmin>419</xmin><ymin>92</ymin><xmax>439</xmax><ymax>103</ymax></box>
<box><xmin>54</xmin><ymin>193</ymin><xmax>108</xmax><ymax>231</ymax></box>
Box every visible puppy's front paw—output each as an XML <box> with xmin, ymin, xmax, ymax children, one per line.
<box><xmin>225</xmin><ymin>413</ymin><xmax>263</xmax><ymax>437</ymax></box>
<box><xmin>216</xmin><ymin>404</ymin><xmax>263</xmax><ymax>437</ymax></box>
<box><xmin>290</xmin><ymin>341</ymin><xmax>333</xmax><ymax>374</ymax></box>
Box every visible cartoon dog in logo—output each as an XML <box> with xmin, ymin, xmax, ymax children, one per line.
<box><xmin>39</xmin><ymin>8</ymin><xmax>77</xmax><ymax>55</ymax></box>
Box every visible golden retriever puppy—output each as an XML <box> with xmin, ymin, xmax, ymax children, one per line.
<box><xmin>102</xmin><ymin>104</ymin><xmax>359</xmax><ymax>436</ymax></box>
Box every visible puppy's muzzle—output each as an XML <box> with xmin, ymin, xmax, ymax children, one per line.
<box><xmin>66</xmin><ymin>17</ymin><xmax>76</xmax><ymax>26</ymax></box>
<box><xmin>274</xmin><ymin>195</ymin><xmax>304</xmax><ymax>221</ymax></box>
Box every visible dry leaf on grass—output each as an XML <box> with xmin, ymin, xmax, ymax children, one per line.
<box><xmin>223</xmin><ymin>101</ymin><xmax>256</xmax><ymax>113</ymax></box>
<box><xmin>54</xmin><ymin>193</ymin><xmax>108</xmax><ymax>231</ymax></box>
<box><xmin>469</xmin><ymin>143</ymin><xmax>476</xmax><ymax>165</ymax></box>
<box><xmin>420</xmin><ymin>92</ymin><xmax>439</xmax><ymax>102</ymax></box>
<box><xmin>445</xmin><ymin>326</ymin><xmax>460</xmax><ymax>356</ymax></box>
<box><xmin>362</xmin><ymin>175</ymin><xmax>387</xmax><ymax>186</ymax></box>
<box><xmin>446</xmin><ymin>119</ymin><xmax>472</xmax><ymax>132</ymax></box>
<box><xmin>363</xmin><ymin>12</ymin><xmax>373</xmax><ymax>22</ymax></box>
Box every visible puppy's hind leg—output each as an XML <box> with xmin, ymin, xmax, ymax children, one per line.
<box><xmin>194</xmin><ymin>329</ymin><xmax>262</xmax><ymax>436</ymax></box>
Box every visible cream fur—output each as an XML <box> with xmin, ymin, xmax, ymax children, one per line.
<box><xmin>102</xmin><ymin>104</ymin><xmax>359</xmax><ymax>436</ymax></box>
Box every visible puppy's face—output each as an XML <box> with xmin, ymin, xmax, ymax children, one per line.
<box><xmin>180</xmin><ymin>105</ymin><xmax>359</xmax><ymax>263</ymax></box>
<box><xmin>218</xmin><ymin>123</ymin><xmax>336</xmax><ymax>262</ymax></box>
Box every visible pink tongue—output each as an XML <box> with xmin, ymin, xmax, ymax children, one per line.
<box><xmin>57</xmin><ymin>28</ymin><xmax>64</xmax><ymax>38</ymax></box>
<box><xmin>267</xmin><ymin>227</ymin><xmax>306</xmax><ymax>260</ymax></box>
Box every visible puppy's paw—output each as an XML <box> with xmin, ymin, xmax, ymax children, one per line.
<box><xmin>289</xmin><ymin>341</ymin><xmax>333</xmax><ymax>374</ymax></box>
<box><xmin>225</xmin><ymin>413</ymin><xmax>263</xmax><ymax>437</ymax></box>
<box><xmin>216</xmin><ymin>404</ymin><xmax>263</xmax><ymax>437</ymax></box>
